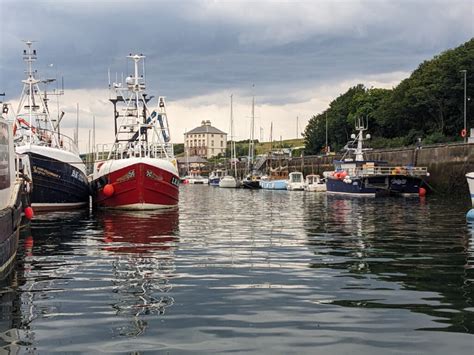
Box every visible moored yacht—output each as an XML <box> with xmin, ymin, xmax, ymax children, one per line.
<box><xmin>326</xmin><ymin>118</ymin><xmax>428</xmax><ymax>196</ymax></box>
<box><xmin>187</xmin><ymin>170</ymin><xmax>209</xmax><ymax>184</ymax></box>
<box><xmin>209</xmin><ymin>169</ymin><xmax>225</xmax><ymax>186</ymax></box>
<box><xmin>219</xmin><ymin>95</ymin><xmax>240</xmax><ymax>188</ymax></box>
<box><xmin>304</xmin><ymin>174</ymin><xmax>326</xmax><ymax>192</ymax></box>
<box><xmin>260</xmin><ymin>166</ymin><xmax>288</xmax><ymax>190</ymax></box>
<box><xmin>13</xmin><ymin>42</ymin><xmax>89</xmax><ymax>210</ymax></box>
<box><xmin>287</xmin><ymin>172</ymin><xmax>304</xmax><ymax>191</ymax></box>
<box><xmin>91</xmin><ymin>54</ymin><xmax>179</xmax><ymax>209</ymax></box>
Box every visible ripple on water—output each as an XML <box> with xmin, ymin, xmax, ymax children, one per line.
<box><xmin>0</xmin><ymin>187</ymin><xmax>473</xmax><ymax>353</ymax></box>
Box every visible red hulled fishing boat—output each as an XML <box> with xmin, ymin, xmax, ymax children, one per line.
<box><xmin>91</xmin><ymin>54</ymin><xmax>179</xmax><ymax>209</ymax></box>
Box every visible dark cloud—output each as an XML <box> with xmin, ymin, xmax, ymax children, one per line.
<box><xmin>1</xmin><ymin>0</ymin><xmax>472</xmax><ymax>105</ymax></box>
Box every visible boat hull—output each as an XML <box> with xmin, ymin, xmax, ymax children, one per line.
<box><xmin>18</xmin><ymin>148</ymin><xmax>89</xmax><ymax>210</ymax></box>
<box><xmin>92</xmin><ymin>161</ymin><xmax>179</xmax><ymax>210</ymax></box>
<box><xmin>326</xmin><ymin>175</ymin><xmax>423</xmax><ymax>196</ymax></box>
<box><xmin>0</xmin><ymin>181</ymin><xmax>23</xmax><ymax>280</ymax></box>
<box><xmin>466</xmin><ymin>173</ymin><xmax>474</xmax><ymax>207</ymax></box>
<box><xmin>242</xmin><ymin>180</ymin><xmax>261</xmax><ymax>189</ymax></box>
<box><xmin>219</xmin><ymin>176</ymin><xmax>240</xmax><ymax>188</ymax></box>
<box><xmin>260</xmin><ymin>179</ymin><xmax>287</xmax><ymax>190</ymax></box>
<box><xmin>209</xmin><ymin>178</ymin><xmax>221</xmax><ymax>186</ymax></box>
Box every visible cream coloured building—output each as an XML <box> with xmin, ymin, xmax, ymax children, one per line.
<box><xmin>184</xmin><ymin>120</ymin><xmax>227</xmax><ymax>159</ymax></box>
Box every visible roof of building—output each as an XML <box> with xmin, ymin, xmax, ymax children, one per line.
<box><xmin>186</xmin><ymin>120</ymin><xmax>226</xmax><ymax>135</ymax></box>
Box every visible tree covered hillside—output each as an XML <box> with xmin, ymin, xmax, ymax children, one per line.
<box><xmin>304</xmin><ymin>39</ymin><xmax>474</xmax><ymax>154</ymax></box>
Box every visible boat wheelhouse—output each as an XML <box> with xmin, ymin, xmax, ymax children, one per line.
<box><xmin>287</xmin><ymin>172</ymin><xmax>304</xmax><ymax>191</ymax></box>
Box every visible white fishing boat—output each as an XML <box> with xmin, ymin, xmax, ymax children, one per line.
<box><xmin>287</xmin><ymin>172</ymin><xmax>305</xmax><ymax>191</ymax></box>
<box><xmin>304</xmin><ymin>174</ymin><xmax>327</xmax><ymax>192</ymax></box>
<box><xmin>91</xmin><ymin>54</ymin><xmax>179</xmax><ymax>209</ymax></box>
<box><xmin>219</xmin><ymin>95</ymin><xmax>240</xmax><ymax>188</ymax></box>
<box><xmin>13</xmin><ymin>41</ymin><xmax>89</xmax><ymax>210</ymax></box>
<box><xmin>1</xmin><ymin>101</ymin><xmax>31</xmax><ymax>278</ymax></box>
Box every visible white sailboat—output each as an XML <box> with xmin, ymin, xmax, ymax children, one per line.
<box><xmin>219</xmin><ymin>95</ymin><xmax>240</xmax><ymax>188</ymax></box>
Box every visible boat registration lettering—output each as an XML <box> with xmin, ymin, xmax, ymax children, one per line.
<box><xmin>33</xmin><ymin>165</ymin><xmax>60</xmax><ymax>179</ymax></box>
<box><xmin>146</xmin><ymin>169</ymin><xmax>163</xmax><ymax>181</ymax></box>
<box><xmin>171</xmin><ymin>177</ymin><xmax>180</xmax><ymax>186</ymax></box>
<box><xmin>71</xmin><ymin>169</ymin><xmax>87</xmax><ymax>183</ymax></box>
<box><xmin>391</xmin><ymin>178</ymin><xmax>407</xmax><ymax>185</ymax></box>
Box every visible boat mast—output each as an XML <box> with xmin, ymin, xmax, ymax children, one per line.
<box><xmin>354</xmin><ymin>117</ymin><xmax>368</xmax><ymax>162</ymax></box>
<box><xmin>230</xmin><ymin>94</ymin><xmax>237</xmax><ymax>178</ymax></box>
<box><xmin>17</xmin><ymin>41</ymin><xmax>59</xmax><ymax>147</ymax></box>
<box><xmin>247</xmin><ymin>96</ymin><xmax>255</xmax><ymax>173</ymax></box>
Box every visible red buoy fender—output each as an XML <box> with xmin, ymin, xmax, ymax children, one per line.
<box><xmin>461</xmin><ymin>129</ymin><xmax>467</xmax><ymax>138</ymax></box>
<box><xmin>24</xmin><ymin>206</ymin><xmax>34</xmax><ymax>220</ymax></box>
<box><xmin>103</xmin><ymin>184</ymin><xmax>114</xmax><ymax>197</ymax></box>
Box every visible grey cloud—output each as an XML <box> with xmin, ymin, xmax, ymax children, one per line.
<box><xmin>1</xmin><ymin>0</ymin><xmax>472</xmax><ymax>106</ymax></box>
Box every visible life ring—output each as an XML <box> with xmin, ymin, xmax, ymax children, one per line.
<box><xmin>461</xmin><ymin>129</ymin><xmax>467</xmax><ymax>138</ymax></box>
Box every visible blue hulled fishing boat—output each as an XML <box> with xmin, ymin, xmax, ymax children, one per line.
<box><xmin>326</xmin><ymin>118</ymin><xmax>429</xmax><ymax>197</ymax></box>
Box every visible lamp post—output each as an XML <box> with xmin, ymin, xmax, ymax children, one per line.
<box><xmin>461</xmin><ymin>69</ymin><xmax>467</xmax><ymax>143</ymax></box>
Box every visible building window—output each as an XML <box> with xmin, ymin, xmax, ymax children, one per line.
<box><xmin>211</xmin><ymin>134</ymin><xmax>214</xmax><ymax>137</ymax></box>
<box><xmin>220</xmin><ymin>141</ymin><xmax>223</xmax><ymax>147</ymax></box>
<box><xmin>221</xmin><ymin>135</ymin><xmax>223</xmax><ymax>138</ymax></box>
<box><xmin>211</xmin><ymin>140</ymin><xmax>214</xmax><ymax>146</ymax></box>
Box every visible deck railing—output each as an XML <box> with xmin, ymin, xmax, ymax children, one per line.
<box><xmin>15</xmin><ymin>128</ymin><xmax>79</xmax><ymax>155</ymax></box>
<box><xmin>95</xmin><ymin>141</ymin><xmax>174</xmax><ymax>161</ymax></box>
<box><xmin>340</xmin><ymin>166</ymin><xmax>429</xmax><ymax>177</ymax></box>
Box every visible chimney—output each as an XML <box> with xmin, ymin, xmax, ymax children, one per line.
<box><xmin>201</xmin><ymin>120</ymin><xmax>206</xmax><ymax>126</ymax></box>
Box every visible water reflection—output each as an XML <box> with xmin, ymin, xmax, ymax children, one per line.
<box><xmin>304</xmin><ymin>195</ymin><xmax>474</xmax><ymax>333</ymax></box>
<box><xmin>0</xmin><ymin>189</ymin><xmax>473</xmax><ymax>353</ymax></box>
<box><xmin>97</xmin><ymin>210</ymin><xmax>180</xmax><ymax>337</ymax></box>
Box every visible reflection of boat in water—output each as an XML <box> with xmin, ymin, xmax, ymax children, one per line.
<box><xmin>99</xmin><ymin>209</ymin><xmax>180</xmax><ymax>336</ymax></box>
<box><xmin>100</xmin><ymin>209</ymin><xmax>179</xmax><ymax>254</ymax></box>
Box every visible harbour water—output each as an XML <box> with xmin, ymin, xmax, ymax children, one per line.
<box><xmin>1</xmin><ymin>186</ymin><xmax>473</xmax><ymax>354</ymax></box>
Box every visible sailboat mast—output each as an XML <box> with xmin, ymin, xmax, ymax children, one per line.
<box><xmin>230</xmin><ymin>94</ymin><xmax>237</xmax><ymax>177</ymax></box>
<box><xmin>248</xmin><ymin>96</ymin><xmax>255</xmax><ymax>172</ymax></box>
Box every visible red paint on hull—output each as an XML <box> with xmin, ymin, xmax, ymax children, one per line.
<box><xmin>94</xmin><ymin>163</ymin><xmax>179</xmax><ymax>209</ymax></box>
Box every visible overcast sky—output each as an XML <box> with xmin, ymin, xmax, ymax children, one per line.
<box><xmin>1</xmin><ymin>0</ymin><xmax>472</xmax><ymax>151</ymax></box>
